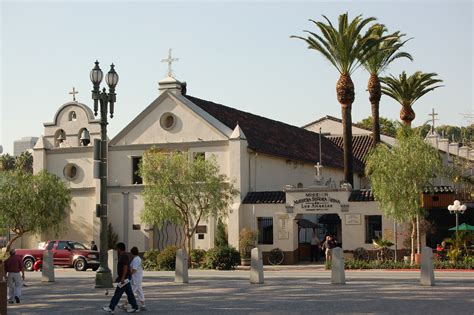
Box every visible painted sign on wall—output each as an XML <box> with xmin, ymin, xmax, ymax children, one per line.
<box><xmin>293</xmin><ymin>192</ymin><xmax>341</xmax><ymax>211</ymax></box>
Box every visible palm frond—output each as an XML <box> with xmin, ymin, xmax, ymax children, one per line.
<box><xmin>292</xmin><ymin>13</ymin><xmax>380</xmax><ymax>75</ymax></box>
<box><xmin>381</xmin><ymin>71</ymin><xmax>443</xmax><ymax>107</ymax></box>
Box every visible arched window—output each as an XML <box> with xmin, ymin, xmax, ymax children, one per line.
<box><xmin>69</xmin><ymin>111</ymin><xmax>77</xmax><ymax>121</ymax></box>
<box><xmin>54</xmin><ymin>129</ymin><xmax>66</xmax><ymax>147</ymax></box>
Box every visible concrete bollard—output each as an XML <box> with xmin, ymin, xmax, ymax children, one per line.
<box><xmin>331</xmin><ymin>247</ymin><xmax>345</xmax><ymax>285</ymax></box>
<box><xmin>175</xmin><ymin>249</ymin><xmax>189</xmax><ymax>283</ymax></box>
<box><xmin>42</xmin><ymin>250</ymin><xmax>55</xmax><ymax>282</ymax></box>
<box><xmin>420</xmin><ymin>246</ymin><xmax>435</xmax><ymax>286</ymax></box>
<box><xmin>108</xmin><ymin>249</ymin><xmax>118</xmax><ymax>280</ymax></box>
<box><xmin>250</xmin><ymin>248</ymin><xmax>264</xmax><ymax>284</ymax></box>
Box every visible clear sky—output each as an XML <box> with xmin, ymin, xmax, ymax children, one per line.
<box><xmin>1</xmin><ymin>0</ymin><xmax>473</xmax><ymax>154</ymax></box>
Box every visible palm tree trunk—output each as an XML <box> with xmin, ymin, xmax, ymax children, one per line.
<box><xmin>341</xmin><ymin>105</ymin><xmax>354</xmax><ymax>186</ymax></box>
<box><xmin>368</xmin><ymin>74</ymin><xmax>381</xmax><ymax>144</ymax></box>
<box><xmin>337</xmin><ymin>74</ymin><xmax>355</xmax><ymax>186</ymax></box>
<box><xmin>400</xmin><ymin>105</ymin><xmax>415</xmax><ymax>127</ymax></box>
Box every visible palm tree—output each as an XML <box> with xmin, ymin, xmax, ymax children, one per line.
<box><xmin>381</xmin><ymin>71</ymin><xmax>443</xmax><ymax>127</ymax></box>
<box><xmin>362</xmin><ymin>25</ymin><xmax>413</xmax><ymax>144</ymax></box>
<box><xmin>292</xmin><ymin>13</ymin><xmax>381</xmax><ymax>185</ymax></box>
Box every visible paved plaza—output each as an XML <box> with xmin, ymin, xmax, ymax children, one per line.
<box><xmin>6</xmin><ymin>267</ymin><xmax>473</xmax><ymax>314</ymax></box>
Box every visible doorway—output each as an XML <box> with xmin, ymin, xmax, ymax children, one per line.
<box><xmin>296</xmin><ymin>213</ymin><xmax>342</xmax><ymax>261</ymax></box>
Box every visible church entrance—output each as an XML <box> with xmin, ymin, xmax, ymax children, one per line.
<box><xmin>296</xmin><ymin>214</ymin><xmax>342</xmax><ymax>262</ymax></box>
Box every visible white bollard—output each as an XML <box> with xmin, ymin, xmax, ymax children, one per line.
<box><xmin>250</xmin><ymin>248</ymin><xmax>264</xmax><ymax>284</ymax></box>
<box><xmin>420</xmin><ymin>246</ymin><xmax>435</xmax><ymax>286</ymax></box>
<box><xmin>42</xmin><ymin>250</ymin><xmax>55</xmax><ymax>282</ymax></box>
<box><xmin>108</xmin><ymin>249</ymin><xmax>118</xmax><ymax>280</ymax></box>
<box><xmin>175</xmin><ymin>249</ymin><xmax>189</xmax><ymax>283</ymax></box>
<box><xmin>331</xmin><ymin>247</ymin><xmax>345</xmax><ymax>285</ymax></box>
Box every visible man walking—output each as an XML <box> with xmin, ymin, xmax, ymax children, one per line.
<box><xmin>4</xmin><ymin>248</ymin><xmax>25</xmax><ymax>303</ymax></box>
<box><xmin>102</xmin><ymin>243</ymin><xmax>139</xmax><ymax>313</ymax></box>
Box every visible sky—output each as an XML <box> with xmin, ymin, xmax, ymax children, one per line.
<box><xmin>1</xmin><ymin>0</ymin><xmax>473</xmax><ymax>154</ymax></box>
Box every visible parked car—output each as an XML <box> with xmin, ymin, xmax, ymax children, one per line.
<box><xmin>15</xmin><ymin>240</ymin><xmax>99</xmax><ymax>271</ymax></box>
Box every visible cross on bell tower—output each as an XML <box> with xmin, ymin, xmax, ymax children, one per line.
<box><xmin>69</xmin><ymin>87</ymin><xmax>79</xmax><ymax>102</ymax></box>
<box><xmin>161</xmin><ymin>48</ymin><xmax>179</xmax><ymax>77</ymax></box>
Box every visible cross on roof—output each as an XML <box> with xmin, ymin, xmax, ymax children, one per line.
<box><xmin>314</xmin><ymin>162</ymin><xmax>323</xmax><ymax>177</ymax></box>
<box><xmin>429</xmin><ymin>108</ymin><xmax>438</xmax><ymax>134</ymax></box>
<box><xmin>161</xmin><ymin>48</ymin><xmax>179</xmax><ymax>77</ymax></box>
<box><xmin>69</xmin><ymin>87</ymin><xmax>78</xmax><ymax>102</ymax></box>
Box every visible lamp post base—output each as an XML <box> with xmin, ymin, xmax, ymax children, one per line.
<box><xmin>95</xmin><ymin>269</ymin><xmax>113</xmax><ymax>288</ymax></box>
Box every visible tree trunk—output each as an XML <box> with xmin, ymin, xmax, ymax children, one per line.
<box><xmin>6</xmin><ymin>232</ymin><xmax>23</xmax><ymax>253</ymax></box>
<box><xmin>368</xmin><ymin>74</ymin><xmax>381</xmax><ymax>144</ymax></box>
<box><xmin>184</xmin><ymin>226</ymin><xmax>192</xmax><ymax>267</ymax></box>
<box><xmin>416</xmin><ymin>214</ymin><xmax>421</xmax><ymax>254</ymax></box>
<box><xmin>187</xmin><ymin>234</ymin><xmax>192</xmax><ymax>268</ymax></box>
<box><xmin>410</xmin><ymin>219</ymin><xmax>416</xmax><ymax>265</ymax></box>
<box><xmin>337</xmin><ymin>74</ymin><xmax>355</xmax><ymax>186</ymax></box>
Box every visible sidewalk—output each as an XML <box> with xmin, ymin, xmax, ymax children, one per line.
<box><xmin>7</xmin><ymin>269</ymin><xmax>474</xmax><ymax>314</ymax></box>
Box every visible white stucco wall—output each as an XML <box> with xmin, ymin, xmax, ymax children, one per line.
<box><xmin>113</xmin><ymin>97</ymin><xmax>227</xmax><ymax>146</ymax></box>
<box><xmin>249</xmin><ymin>153</ymin><xmax>349</xmax><ymax>191</ymax></box>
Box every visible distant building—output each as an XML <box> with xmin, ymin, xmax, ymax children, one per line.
<box><xmin>13</xmin><ymin>137</ymin><xmax>38</xmax><ymax>156</ymax></box>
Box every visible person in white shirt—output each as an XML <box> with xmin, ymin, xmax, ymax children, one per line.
<box><xmin>119</xmin><ymin>246</ymin><xmax>146</xmax><ymax>311</ymax></box>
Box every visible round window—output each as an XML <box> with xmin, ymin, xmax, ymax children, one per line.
<box><xmin>160</xmin><ymin>112</ymin><xmax>176</xmax><ymax>130</ymax></box>
<box><xmin>63</xmin><ymin>163</ymin><xmax>79</xmax><ymax>181</ymax></box>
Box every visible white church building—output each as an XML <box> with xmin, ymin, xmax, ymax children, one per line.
<box><xmin>28</xmin><ymin>68</ymin><xmax>472</xmax><ymax>264</ymax></box>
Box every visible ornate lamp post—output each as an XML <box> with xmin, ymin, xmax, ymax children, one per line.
<box><xmin>90</xmin><ymin>60</ymin><xmax>118</xmax><ymax>288</ymax></box>
<box><xmin>447</xmin><ymin>200</ymin><xmax>467</xmax><ymax>234</ymax></box>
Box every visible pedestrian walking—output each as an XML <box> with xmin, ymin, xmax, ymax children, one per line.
<box><xmin>322</xmin><ymin>235</ymin><xmax>337</xmax><ymax>262</ymax></box>
<box><xmin>4</xmin><ymin>248</ymin><xmax>25</xmax><ymax>303</ymax></box>
<box><xmin>102</xmin><ymin>243</ymin><xmax>139</xmax><ymax>313</ymax></box>
<box><xmin>119</xmin><ymin>246</ymin><xmax>146</xmax><ymax>311</ymax></box>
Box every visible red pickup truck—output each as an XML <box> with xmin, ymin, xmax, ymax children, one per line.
<box><xmin>16</xmin><ymin>240</ymin><xmax>100</xmax><ymax>272</ymax></box>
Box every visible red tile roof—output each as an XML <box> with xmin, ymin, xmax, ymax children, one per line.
<box><xmin>185</xmin><ymin>95</ymin><xmax>365</xmax><ymax>173</ymax></box>
<box><xmin>242</xmin><ymin>191</ymin><xmax>286</xmax><ymax>204</ymax></box>
<box><xmin>327</xmin><ymin>134</ymin><xmax>374</xmax><ymax>163</ymax></box>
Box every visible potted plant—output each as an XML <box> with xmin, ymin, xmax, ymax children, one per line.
<box><xmin>239</xmin><ymin>228</ymin><xmax>257</xmax><ymax>266</ymax></box>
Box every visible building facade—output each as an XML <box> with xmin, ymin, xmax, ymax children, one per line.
<box><xmin>27</xmin><ymin>73</ymin><xmax>472</xmax><ymax>263</ymax></box>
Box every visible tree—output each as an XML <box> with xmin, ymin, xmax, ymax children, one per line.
<box><xmin>0</xmin><ymin>170</ymin><xmax>71</xmax><ymax>251</ymax></box>
<box><xmin>0</xmin><ymin>152</ymin><xmax>33</xmax><ymax>173</ymax></box>
<box><xmin>139</xmin><ymin>150</ymin><xmax>239</xmax><ymax>261</ymax></box>
<box><xmin>214</xmin><ymin>218</ymin><xmax>228</xmax><ymax>248</ymax></box>
<box><xmin>355</xmin><ymin>116</ymin><xmax>398</xmax><ymax>138</ymax></box>
<box><xmin>366</xmin><ymin>128</ymin><xmax>443</xmax><ymax>263</ymax></box>
<box><xmin>14</xmin><ymin>151</ymin><xmax>33</xmax><ymax>173</ymax></box>
<box><xmin>361</xmin><ymin>25</ymin><xmax>413</xmax><ymax>144</ymax></box>
<box><xmin>381</xmin><ymin>71</ymin><xmax>443</xmax><ymax>127</ymax></box>
<box><xmin>292</xmin><ymin>13</ymin><xmax>382</xmax><ymax>186</ymax></box>
<box><xmin>0</xmin><ymin>154</ymin><xmax>15</xmax><ymax>171</ymax></box>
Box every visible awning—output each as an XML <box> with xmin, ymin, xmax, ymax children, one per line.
<box><xmin>448</xmin><ymin>223</ymin><xmax>474</xmax><ymax>231</ymax></box>
<box><xmin>297</xmin><ymin>219</ymin><xmax>322</xmax><ymax>229</ymax></box>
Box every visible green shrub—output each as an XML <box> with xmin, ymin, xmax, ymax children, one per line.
<box><xmin>142</xmin><ymin>249</ymin><xmax>160</xmax><ymax>271</ymax></box>
<box><xmin>156</xmin><ymin>246</ymin><xmax>179</xmax><ymax>271</ymax></box>
<box><xmin>215</xmin><ymin>219</ymin><xmax>228</xmax><ymax>248</ymax></box>
<box><xmin>204</xmin><ymin>245</ymin><xmax>240</xmax><ymax>270</ymax></box>
<box><xmin>325</xmin><ymin>258</ymin><xmax>474</xmax><ymax>270</ymax></box>
<box><xmin>190</xmin><ymin>249</ymin><xmax>207</xmax><ymax>268</ymax></box>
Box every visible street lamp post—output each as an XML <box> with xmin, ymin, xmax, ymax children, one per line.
<box><xmin>447</xmin><ymin>200</ymin><xmax>467</xmax><ymax>235</ymax></box>
<box><xmin>90</xmin><ymin>60</ymin><xmax>119</xmax><ymax>288</ymax></box>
